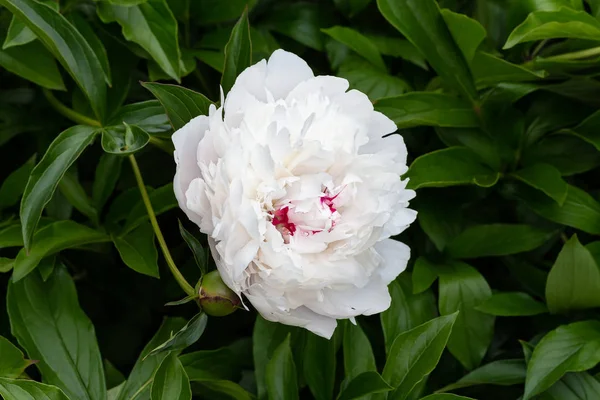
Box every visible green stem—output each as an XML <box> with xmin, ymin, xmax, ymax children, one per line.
<box><xmin>128</xmin><ymin>155</ymin><xmax>195</xmax><ymax>297</ymax></box>
<box><xmin>43</xmin><ymin>88</ymin><xmax>101</xmax><ymax>127</ymax></box>
<box><xmin>148</xmin><ymin>136</ymin><xmax>174</xmax><ymax>154</ymax></box>
<box><xmin>535</xmin><ymin>46</ymin><xmax>600</xmax><ymax>63</ymax></box>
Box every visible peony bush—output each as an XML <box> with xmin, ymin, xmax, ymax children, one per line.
<box><xmin>1</xmin><ymin>0</ymin><xmax>600</xmax><ymax>399</ymax></box>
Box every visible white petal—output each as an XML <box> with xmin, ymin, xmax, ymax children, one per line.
<box><xmin>265</xmin><ymin>49</ymin><xmax>314</xmax><ymax>100</ymax></box>
<box><xmin>374</xmin><ymin>239</ymin><xmax>411</xmax><ymax>284</ymax></box>
<box><xmin>172</xmin><ymin>115</ymin><xmax>209</xmax><ymax>226</ymax></box>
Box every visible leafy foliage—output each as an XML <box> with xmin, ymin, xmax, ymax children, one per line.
<box><xmin>1</xmin><ymin>0</ymin><xmax>600</xmax><ymax>399</ymax></box>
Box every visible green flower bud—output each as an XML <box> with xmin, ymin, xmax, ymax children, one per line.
<box><xmin>198</xmin><ymin>271</ymin><xmax>240</xmax><ymax>316</ymax></box>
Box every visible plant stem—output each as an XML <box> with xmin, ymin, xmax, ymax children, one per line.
<box><xmin>43</xmin><ymin>88</ymin><xmax>101</xmax><ymax>127</ymax></box>
<box><xmin>539</xmin><ymin>46</ymin><xmax>600</xmax><ymax>62</ymax></box>
<box><xmin>128</xmin><ymin>154</ymin><xmax>196</xmax><ymax>297</ymax></box>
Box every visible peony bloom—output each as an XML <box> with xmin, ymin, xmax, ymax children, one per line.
<box><xmin>173</xmin><ymin>50</ymin><xmax>416</xmax><ymax>338</ymax></box>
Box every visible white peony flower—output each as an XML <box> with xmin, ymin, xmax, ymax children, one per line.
<box><xmin>172</xmin><ymin>49</ymin><xmax>417</xmax><ymax>339</ymax></box>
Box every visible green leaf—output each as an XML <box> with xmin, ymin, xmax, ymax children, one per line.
<box><xmin>97</xmin><ymin>0</ymin><xmax>181</xmax><ymax>81</ymax></box>
<box><xmin>440</xmin><ymin>9</ymin><xmax>486</xmax><ymax>63</ymax></box>
<box><xmin>37</xmin><ymin>255</ymin><xmax>56</xmax><ymax>282</ymax></box>
<box><xmin>438</xmin><ymin>359</ymin><xmax>526</xmax><ymax>392</ymax></box>
<box><xmin>513</xmin><ymin>163</ymin><xmax>568</xmax><ymax>205</ymax></box>
<box><xmin>7</xmin><ymin>266</ymin><xmax>106</xmax><ymax>400</ymax></box>
<box><xmin>446</xmin><ymin>224</ymin><xmax>554</xmax><ymax>259</ymax></box>
<box><xmin>304</xmin><ymin>333</ymin><xmax>336</xmax><ymax>400</ymax></box>
<box><xmin>0</xmin><ymin>155</ymin><xmax>35</xmax><ymax>210</ymax></box>
<box><xmin>521</xmin><ymin>135</ymin><xmax>600</xmax><ymax>176</ymax></box>
<box><xmin>546</xmin><ymin>235</ymin><xmax>600</xmax><ymax>313</ymax></box>
<box><xmin>338</xmin><ymin>55</ymin><xmax>411</xmax><ymax>100</ymax></box>
<box><xmin>121</xmin><ymin>183</ymin><xmax>177</xmax><ymax>235</ymax></box>
<box><xmin>366</xmin><ymin>34</ymin><xmax>427</xmax><ymax>69</ymax></box>
<box><xmin>472</xmin><ymin>52</ymin><xmax>547</xmax><ymax>87</ymax></box>
<box><xmin>505</xmin><ymin>8</ymin><xmax>600</xmax><ymax>49</ymax></box>
<box><xmin>416</xmin><ymin>195</ymin><xmax>464</xmax><ymax>252</ymax></box>
<box><xmin>150</xmin><ymin>353</ymin><xmax>191</xmax><ymax>400</ymax></box>
<box><xmin>113</xmin><ymin>222</ymin><xmax>159</xmax><ymax>278</ymax></box>
<box><xmin>333</xmin><ymin>0</ymin><xmax>371</xmax><ymax>18</ymax></box>
<box><xmin>260</xmin><ymin>2</ymin><xmax>333</xmax><ymax>51</ymax></box>
<box><xmin>13</xmin><ymin>220</ymin><xmax>109</xmax><ymax>281</ymax></box>
<box><xmin>0</xmin><ymin>335</ymin><xmax>32</xmax><ymax>379</ymax></box>
<box><xmin>193</xmin><ymin>380</ymin><xmax>254</xmax><ymax>400</ymax></box>
<box><xmin>58</xmin><ymin>171</ymin><xmax>98</xmax><ymax>222</ymax></box>
<box><xmin>142</xmin><ymin>82</ymin><xmax>213</xmax><ymax>131</ymax></box>
<box><xmin>0</xmin><ymin>224</ymin><xmax>25</xmax><ymax>250</ymax></box>
<box><xmin>178</xmin><ymin>221</ymin><xmax>206</xmax><ymax>275</ymax></box>
<box><xmin>322</xmin><ymin>26</ymin><xmax>386</xmax><ymax>70</ymax></box>
<box><xmin>338</xmin><ymin>372</ymin><xmax>392</xmax><ymax>400</ymax></box>
<box><xmin>221</xmin><ymin>7</ymin><xmax>252</xmax><ymax>95</ymax></box>
<box><xmin>266</xmin><ymin>334</ymin><xmax>298</xmax><ymax>400</ymax></box>
<box><xmin>513</xmin><ymin>183</ymin><xmax>600</xmax><ymax>235</ymax></box>
<box><xmin>192</xmin><ymin>49</ymin><xmax>224</xmax><ymax>73</ymax></box>
<box><xmin>419</xmin><ymin>395</ymin><xmax>475</xmax><ymax>400</ymax></box>
<box><xmin>115</xmin><ymin>318</ymin><xmax>186</xmax><ymax>400</ymax></box>
<box><xmin>92</xmin><ymin>154</ymin><xmax>123</xmax><ymax>212</ymax></box>
<box><xmin>524</xmin><ymin>320</ymin><xmax>600</xmax><ymax>399</ymax></box>
<box><xmin>0</xmin><ymin>378</ymin><xmax>69</xmax><ymax>400</ymax></box>
<box><xmin>101</xmin><ymin>123</ymin><xmax>150</xmax><ymax>155</ymax></box>
<box><xmin>20</xmin><ymin>125</ymin><xmax>98</xmax><ymax>250</ymax></box>
<box><xmin>412</xmin><ymin>258</ymin><xmax>440</xmax><ymax>294</ymax></box>
<box><xmin>376</xmin><ymin>0</ymin><xmax>477</xmax><ymax>101</ymax></box>
<box><xmin>0</xmin><ymin>0</ymin><xmax>107</xmax><ymax>120</ymax></box>
<box><xmin>542</xmin><ymin>372</ymin><xmax>600</xmax><ymax>400</ymax></box>
<box><xmin>383</xmin><ymin>313</ymin><xmax>458</xmax><ymax>400</ymax></box>
<box><xmin>147</xmin><ymin>313</ymin><xmax>208</xmax><ymax>357</ymax></box>
<box><xmin>375</xmin><ymin>93</ymin><xmax>479</xmax><ymax>129</ymax></box>
<box><xmin>107</xmin><ymin>100</ymin><xmax>171</xmax><ymax>134</ymax></box>
<box><xmin>475</xmin><ymin>292</ymin><xmax>548</xmax><ymax>316</ymax></box>
<box><xmin>0</xmin><ymin>258</ymin><xmax>15</xmax><ymax>273</ymax></box>
<box><xmin>181</xmin><ymin>346</ymin><xmax>244</xmax><ymax>382</ymax></box>
<box><xmin>438</xmin><ymin>261</ymin><xmax>494</xmax><ymax>370</ymax></box>
<box><xmin>0</xmin><ymin>41</ymin><xmax>65</xmax><ymax>91</ymax></box>
<box><xmin>343</xmin><ymin>322</ymin><xmax>376</xmax><ymax>380</ymax></box>
<box><xmin>566</xmin><ymin>109</ymin><xmax>600</xmax><ymax>152</ymax></box>
<box><xmin>381</xmin><ymin>275</ymin><xmax>438</xmax><ymax>354</ymax></box>
<box><xmin>406</xmin><ymin>147</ymin><xmax>500</xmax><ymax>190</ymax></box>
<box><xmin>67</xmin><ymin>13</ymin><xmax>112</xmax><ymax>85</ymax></box>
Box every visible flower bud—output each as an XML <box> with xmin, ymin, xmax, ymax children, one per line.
<box><xmin>198</xmin><ymin>271</ymin><xmax>240</xmax><ymax>316</ymax></box>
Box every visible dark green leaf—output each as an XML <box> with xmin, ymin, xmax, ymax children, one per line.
<box><xmin>113</xmin><ymin>222</ymin><xmax>159</xmax><ymax>278</ymax></box>
<box><xmin>322</xmin><ymin>26</ymin><xmax>386</xmax><ymax>70</ymax></box>
<box><xmin>58</xmin><ymin>171</ymin><xmax>98</xmax><ymax>222</ymax></box>
<box><xmin>20</xmin><ymin>125</ymin><xmax>98</xmax><ymax>250</ymax></box>
<box><xmin>338</xmin><ymin>55</ymin><xmax>411</xmax><ymax>100</ymax></box>
<box><xmin>13</xmin><ymin>220</ymin><xmax>109</xmax><ymax>281</ymax></box>
<box><xmin>381</xmin><ymin>274</ymin><xmax>438</xmax><ymax>354</ymax></box>
<box><xmin>92</xmin><ymin>154</ymin><xmax>123</xmax><ymax>212</ymax></box>
<box><xmin>0</xmin><ymin>378</ymin><xmax>69</xmax><ymax>400</ymax></box>
<box><xmin>7</xmin><ymin>266</ymin><xmax>106</xmax><ymax>400</ymax></box>
<box><xmin>524</xmin><ymin>320</ymin><xmax>600</xmax><ymax>399</ymax></box>
<box><xmin>512</xmin><ymin>183</ymin><xmax>600</xmax><ymax>235</ymax></box>
<box><xmin>115</xmin><ymin>318</ymin><xmax>186</xmax><ymax>400</ymax></box>
<box><xmin>383</xmin><ymin>313</ymin><xmax>458</xmax><ymax>400</ymax></box>
<box><xmin>101</xmin><ymin>123</ymin><xmax>150</xmax><ymax>155</ymax></box>
<box><xmin>521</xmin><ymin>135</ymin><xmax>600</xmax><ymax>176</ymax></box>
<box><xmin>181</xmin><ymin>346</ymin><xmax>244</xmax><ymax>382</ymax></box>
<box><xmin>333</xmin><ymin>0</ymin><xmax>371</xmax><ymax>18</ymax></box>
<box><xmin>0</xmin><ymin>155</ymin><xmax>35</xmax><ymax>210</ymax></box>
<box><xmin>367</xmin><ymin>34</ymin><xmax>427</xmax><ymax>69</ymax></box>
<box><xmin>304</xmin><ymin>333</ymin><xmax>336</xmax><ymax>400</ymax></box>
<box><xmin>0</xmin><ymin>257</ymin><xmax>14</xmax><ymax>273</ymax></box>
<box><xmin>412</xmin><ymin>257</ymin><xmax>440</xmax><ymax>294</ymax></box>
<box><xmin>419</xmin><ymin>395</ymin><xmax>475</xmax><ymax>400</ymax></box>
<box><xmin>0</xmin><ymin>0</ymin><xmax>107</xmax><ymax>119</ymax></box>
<box><xmin>472</xmin><ymin>52</ymin><xmax>547</xmax><ymax>86</ymax></box>
<box><xmin>505</xmin><ymin>8</ymin><xmax>600</xmax><ymax>49</ymax></box>
<box><xmin>193</xmin><ymin>380</ymin><xmax>254</xmax><ymax>400</ymax></box>
<box><xmin>406</xmin><ymin>147</ymin><xmax>500</xmax><ymax>190</ymax></box>
<box><xmin>446</xmin><ymin>224</ymin><xmax>554</xmax><ymax>258</ymax></box>
<box><xmin>266</xmin><ymin>334</ymin><xmax>298</xmax><ymax>400</ymax></box>
<box><xmin>542</xmin><ymin>372</ymin><xmax>600</xmax><ymax>400</ymax></box>
<box><xmin>375</xmin><ymin>92</ymin><xmax>479</xmax><ymax>129</ymax></box>
<box><xmin>97</xmin><ymin>0</ymin><xmax>181</xmax><ymax>81</ymax></box>
<box><xmin>438</xmin><ymin>359</ymin><xmax>526</xmax><ymax>392</ymax></box>
<box><xmin>338</xmin><ymin>372</ymin><xmax>392</xmax><ymax>400</ymax></box>
<box><xmin>178</xmin><ymin>221</ymin><xmax>206</xmax><ymax>275</ymax></box>
<box><xmin>0</xmin><ymin>335</ymin><xmax>32</xmax><ymax>379</ymax></box>
<box><xmin>147</xmin><ymin>313</ymin><xmax>208</xmax><ymax>357</ymax></box>
<box><xmin>376</xmin><ymin>0</ymin><xmax>477</xmax><ymax>100</ymax></box>
<box><xmin>150</xmin><ymin>353</ymin><xmax>191</xmax><ymax>400</ymax></box>
<box><xmin>67</xmin><ymin>14</ymin><xmax>112</xmax><ymax>85</ymax></box>
<box><xmin>221</xmin><ymin>7</ymin><xmax>252</xmax><ymax>95</ymax></box>
<box><xmin>191</xmin><ymin>0</ymin><xmax>257</xmax><ymax>25</ymax></box>
<box><xmin>566</xmin><ymin>109</ymin><xmax>600</xmax><ymax>152</ymax></box>
<box><xmin>0</xmin><ymin>41</ymin><xmax>65</xmax><ymax>91</ymax></box>
<box><xmin>440</xmin><ymin>9</ymin><xmax>486</xmax><ymax>63</ymax></box>
<box><xmin>546</xmin><ymin>235</ymin><xmax>600</xmax><ymax>313</ymax></box>
<box><xmin>121</xmin><ymin>183</ymin><xmax>177</xmax><ymax>235</ymax></box>
<box><xmin>513</xmin><ymin>163</ymin><xmax>568</xmax><ymax>205</ymax></box>
<box><xmin>3</xmin><ymin>1</ymin><xmax>59</xmax><ymax>50</ymax></box>
<box><xmin>343</xmin><ymin>321</ymin><xmax>376</xmax><ymax>380</ymax></box>
<box><xmin>438</xmin><ymin>261</ymin><xmax>494</xmax><ymax>370</ymax></box>
<box><xmin>0</xmin><ymin>224</ymin><xmax>25</xmax><ymax>250</ymax></box>
<box><xmin>108</xmin><ymin>100</ymin><xmax>171</xmax><ymax>134</ymax></box>
<box><xmin>142</xmin><ymin>82</ymin><xmax>213</xmax><ymax>131</ymax></box>
<box><xmin>475</xmin><ymin>292</ymin><xmax>548</xmax><ymax>316</ymax></box>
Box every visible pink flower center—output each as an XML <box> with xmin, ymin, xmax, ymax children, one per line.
<box><xmin>271</xmin><ymin>206</ymin><xmax>296</xmax><ymax>237</ymax></box>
